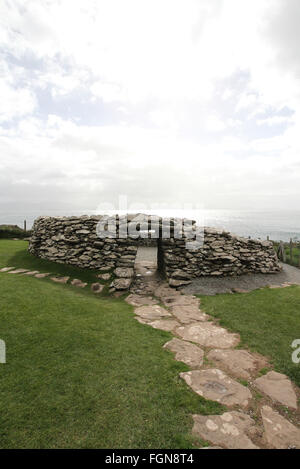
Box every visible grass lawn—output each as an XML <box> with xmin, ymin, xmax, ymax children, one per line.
<box><xmin>0</xmin><ymin>240</ymin><xmax>223</xmax><ymax>448</ymax></box>
<box><xmin>200</xmin><ymin>288</ymin><xmax>300</xmax><ymax>388</ymax></box>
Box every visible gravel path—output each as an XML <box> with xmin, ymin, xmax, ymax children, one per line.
<box><xmin>181</xmin><ymin>263</ymin><xmax>300</xmax><ymax>295</ymax></box>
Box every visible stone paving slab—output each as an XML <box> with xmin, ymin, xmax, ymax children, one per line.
<box><xmin>207</xmin><ymin>349</ymin><xmax>262</xmax><ymax>379</ymax></box>
<box><xmin>192</xmin><ymin>412</ymin><xmax>259</xmax><ymax>449</ymax></box>
<box><xmin>136</xmin><ymin>317</ymin><xmax>180</xmax><ymax>332</ymax></box>
<box><xmin>134</xmin><ymin>305</ymin><xmax>171</xmax><ymax>321</ymax></box>
<box><xmin>162</xmin><ymin>295</ymin><xmax>200</xmax><ymax>308</ymax></box>
<box><xmin>169</xmin><ymin>305</ymin><xmax>210</xmax><ymax>324</ymax></box>
<box><xmin>8</xmin><ymin>268</ymin><xmax>29</xmax><ymax>274</ymax></box>
<box><xmin>125</xmin><ymin>294</ymin><xmax>159</xmax><ymax>306</ymax></box>
<box><xmin>163</xmin><ymin>338</ymin><xmax>204</xmax><ymax>368</ymax></box>
<box><xmin>91</xmin><ymin>282</ymin><xmax>104</xmax><ymax>293</ymax></box>
<box><xmin>35</xmin><ymin>273</ymin><xmax>51</xmax><ymax>278</ymax></box>
<box><xmin>23</xmin><ymin>270</ymin><xmax>40</xmax><ymax>276</ymax></box>
<box><xmin>254</xmin><ymin>371</ymin><xmax>298</xmax><ymax>409</ymax></box>
<box><xmin>176</xmin><ymin>322</ymin><xmax>240</xmax><ymax>349</ymax></box>
<box><xmin>51</xmin><ymin>276</ymin><xmax>70</xmax><ymax>284</ymax></box>
<box><xmin>154</xmin><ymin>284</ymin><xmax>181</xmax><ymax>299</ymax></box>
<box><xmin>180</xmin><ymin>369</ymin><xmax>252</xmax><ymax>407</ymax></box>
<box><xmin>71</xmin><ymin>279</ymin><xmax>87</xmax><ymax>288</ymax></box>
<box><xmin>261</xmin><ymin>405</ymin><xmax>300</xmax><ymax>449</ymax></box>
<box><xmin>0</xmin><ymin>267</ymin><xmax>15</xmax><ymax>272</ymax></box>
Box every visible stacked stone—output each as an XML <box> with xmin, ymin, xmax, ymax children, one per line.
<box><xmin>162</xmin><ymin>227</ymin><xmax>281</xmax><ymax>282</ymax></box>
<box><xmin>29</xmin><ymin>215</ymin><xmax>281</xmax><ymax>286</ymax></box>
<box><xmin>29</xmin><ymin>215</ymin><xmax>138</xmax><ymax>271</ymax></box>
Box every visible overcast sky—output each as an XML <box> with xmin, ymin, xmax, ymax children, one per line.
<box><xmin>1</xmin><ymin>0</ymin><xmax>300</xmax><ymax>220</ymax></box>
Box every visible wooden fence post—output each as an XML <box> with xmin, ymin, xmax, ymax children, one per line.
<box><xmin>289</xmin><ymin>238</ymin><xmax>293</xmax><ymax>265</ymax></box>
<box><xmin>277</xmin><ymin>241</ymin><xmax>286</xmax><ymax>263</ymax></box>
<box><xmin>24</xmin><ymin>220</ymin><xmax>27</xmax><ymax>232</ymax></box>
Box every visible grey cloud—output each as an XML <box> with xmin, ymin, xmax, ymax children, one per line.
<box><xmin>264</xmin><ymin>0</ymin><xmax>300</xmax><ymax>76</ymax></box>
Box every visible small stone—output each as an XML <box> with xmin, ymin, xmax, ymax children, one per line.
<box><xmin>180</xmin><ymin>369</ymin><xmax>252</xmax><ymax>407</ymax></box>
<box><xmin>163</xmin><ymin>338</ymin><xmax>204</xmax><ymax>368</ymax></box>
<box><xmin>99</xmin><ymin>266</ymin><xmax>112</xmax><ymax>272</ymax></box>
<box><xmin>114</xmin><ymin>267</ymin><xmax>134</xmax><ymax>278</ymax></box>
<box><xmin>8</xmin><ymin>268</ymin><xmax>29</xmax><ymax>274</ymax></box>
<box><xmin>125</xmin><ymin>294</ymin><xmax>159</xmax><ymax>306</ymax></box>
<box><xmin>98</xmin><ymin>273</ymin><xmax>111</xmax><ymax>281</ymax></box>
<box><xmin>169</xmin><ymin>278</ymin><xmax>192</xmax><ymax>287</ymax></box>
<box><xmin>254</xmin><ymin>371</ymin><xmax>297</xmax><ymax>409</ymax></box>
<box><xmin>170</xmin><ymin>305</ymin><xmax>209</xmax><ymax>324</ymax></box>
<box><xmin>261</xmin><ymin>405</ymin><xmax>300</xmax><ymax>449</ymax></box>
<box><xmin>35</xmin><ymin>273</ymin><xmax>51</xmax><ymax>278</ymax></box>
<box><xmin>51</xmin><ymin>276</ymin><xmax>70</xmax><ymax>284</ymax></box>
<box><xmin>176</xmin><ymin>322</ymin><xmax>240</xmax><ymax>349</ymax></box>
<box><xmin>192</xmin><ymin>412</ymin><xmax>259</xmax><ymax>449</ymax></box>
<box><xmin>207</xmin><ymin>349</ymin><xmax>260</xmax><ymax>379</ymax></box>
<box><xmin>111</xmin><ymin>278</ymin><xmax>132</xmax><ymax>290</ymax></box>
<box><xmin>91</xmin><ymin>282</ymin><xmax>104</xmax><ymax>293</ymax></box>
<box><xmin>71</xmin><ymin>279</ymin><xmax>87</xmax><ymax>288</ymax></box>
<box><xmin>134</xmin><ymin>305</ymin><xmax>171</xmax><ymax>321</ymax></box>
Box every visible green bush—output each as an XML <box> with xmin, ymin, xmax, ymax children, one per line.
<box><xmin>0</xmin><ymin>225</ymin><xmax>32</xmax><ymax>239</ymax></box>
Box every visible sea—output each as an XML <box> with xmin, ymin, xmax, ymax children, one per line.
<box><xmin>1</xmin><ymin>209</ymin><xmax>300</xmax><ymax>242</ymax></box>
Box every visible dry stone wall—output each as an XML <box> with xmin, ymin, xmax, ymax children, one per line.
<box><xmin>29</xmin><ymin>215</ymin><xmax>281</xmax><ymax>286</ymax></box>
<box><xmin>161</xmin><ymin>227</ymin><xmax>281</xmax><ymax>286</ymax></box>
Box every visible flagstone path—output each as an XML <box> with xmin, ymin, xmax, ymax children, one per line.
<box><xmin>128</xmin><ymin>270</ymin><xmax>300</xmax><ymax>449</ymax></box>
<box><xmin>0</xmin><ymin>266</ymin><xmax>107</xmax><ymax>295</ymax></box>
<box><xmin>1</xmin><ymin>263</ymin><xmax>300</xmax><ymax>449</ymax></box>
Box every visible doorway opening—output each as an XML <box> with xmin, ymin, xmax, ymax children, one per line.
<box><xmin>134</xmin><ymin>238</ymin><xmax>165</xmax><ymax>280</ymax></box>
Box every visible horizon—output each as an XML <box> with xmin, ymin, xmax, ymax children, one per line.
<box><xmin>1</xmin><ymin>0</ymin><xmax>300</xmax><ymax>217</ymax></box>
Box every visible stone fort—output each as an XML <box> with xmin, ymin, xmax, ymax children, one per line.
<box><xmin>29</xmin><ymin>214</ymin><xmax>280</xmax><ymax>288</ymax></box>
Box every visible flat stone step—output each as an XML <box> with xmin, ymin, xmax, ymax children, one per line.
<box><xmin>0</xmin><ymin>267</ymin><xmax>15</xmax><ymax>272</ymax></box>
<box><xmin>71</xmin><ymin>279</ymin><xmax>87</xmax><ymax>288</ymax></box>
<box><xmin>162</xmin><ymin>295</ymin><xmax>200</xmax><ymax>308</ymax></box>
<box><xmin>169</xmin><ymin>305</ymin><xmax>210</xmax><ymax>324</ymax></box>
<box><xmin>125</xmin><ymin>294</ymin><xmax>159</xmax><ymax>306</ymax></box>
<box><xmin>136</xmin><ymin>317</ymin><xmax>180</xmax><ymax>332</ymax></box>
<box><xmin>176</xmin><ymin>322</ymin><xmax>240</xmax><ymax>349</ymax></box>
<box><xmin>261</xmin><ymin>405</ymin><xmax>300</xmax><ymax>449</ymax></box>
<box><xmin>51</xmin><ymin>276</ymin><xmax>70</xmax><ymax>284</ymax></box>
<box><xmin>154</xmin><ymin>284</ymin><xmax>181</xmax><ymax>299</ymax></box>
<box><xmin>35</xmin><ymin>273</ymin><xmax>51</xmax><ymax>278</ymax></box>
<box><xmin>180</xmin><ymin>369</ymin><xmax>252</xmax><ymax>407</ymax></box>
<box><xmin>254</xmin><ymin>371</ymin><xmax>298</xmax><ymax>409</ymax></box>
<box><xmin>192</xmin><ymin>411</ymin><xmax>259</xmax><ymax>449</ymax></box>
<box><xmin>8</xmin><ymin>268</ymin><xmax>29</xmax><ymax>274</ymax></box>
<box><xmin>163</xmin><ymin>338</ymin><xmax>204</xmax><ymax>368</ymax></box>
<box><xmin>134</xmin><ymin>305</ymin><xmax>171</xmax><ymax>321</ymax></box>
<box><xmin>207</xmin><ymin>349</ymin><xmax>262</xmax><ymax>379</ymax></box>
<box><xmin>91</xmin><ymin>282</ymin><xmax>104</xmax><ymax>293</ymax></box>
